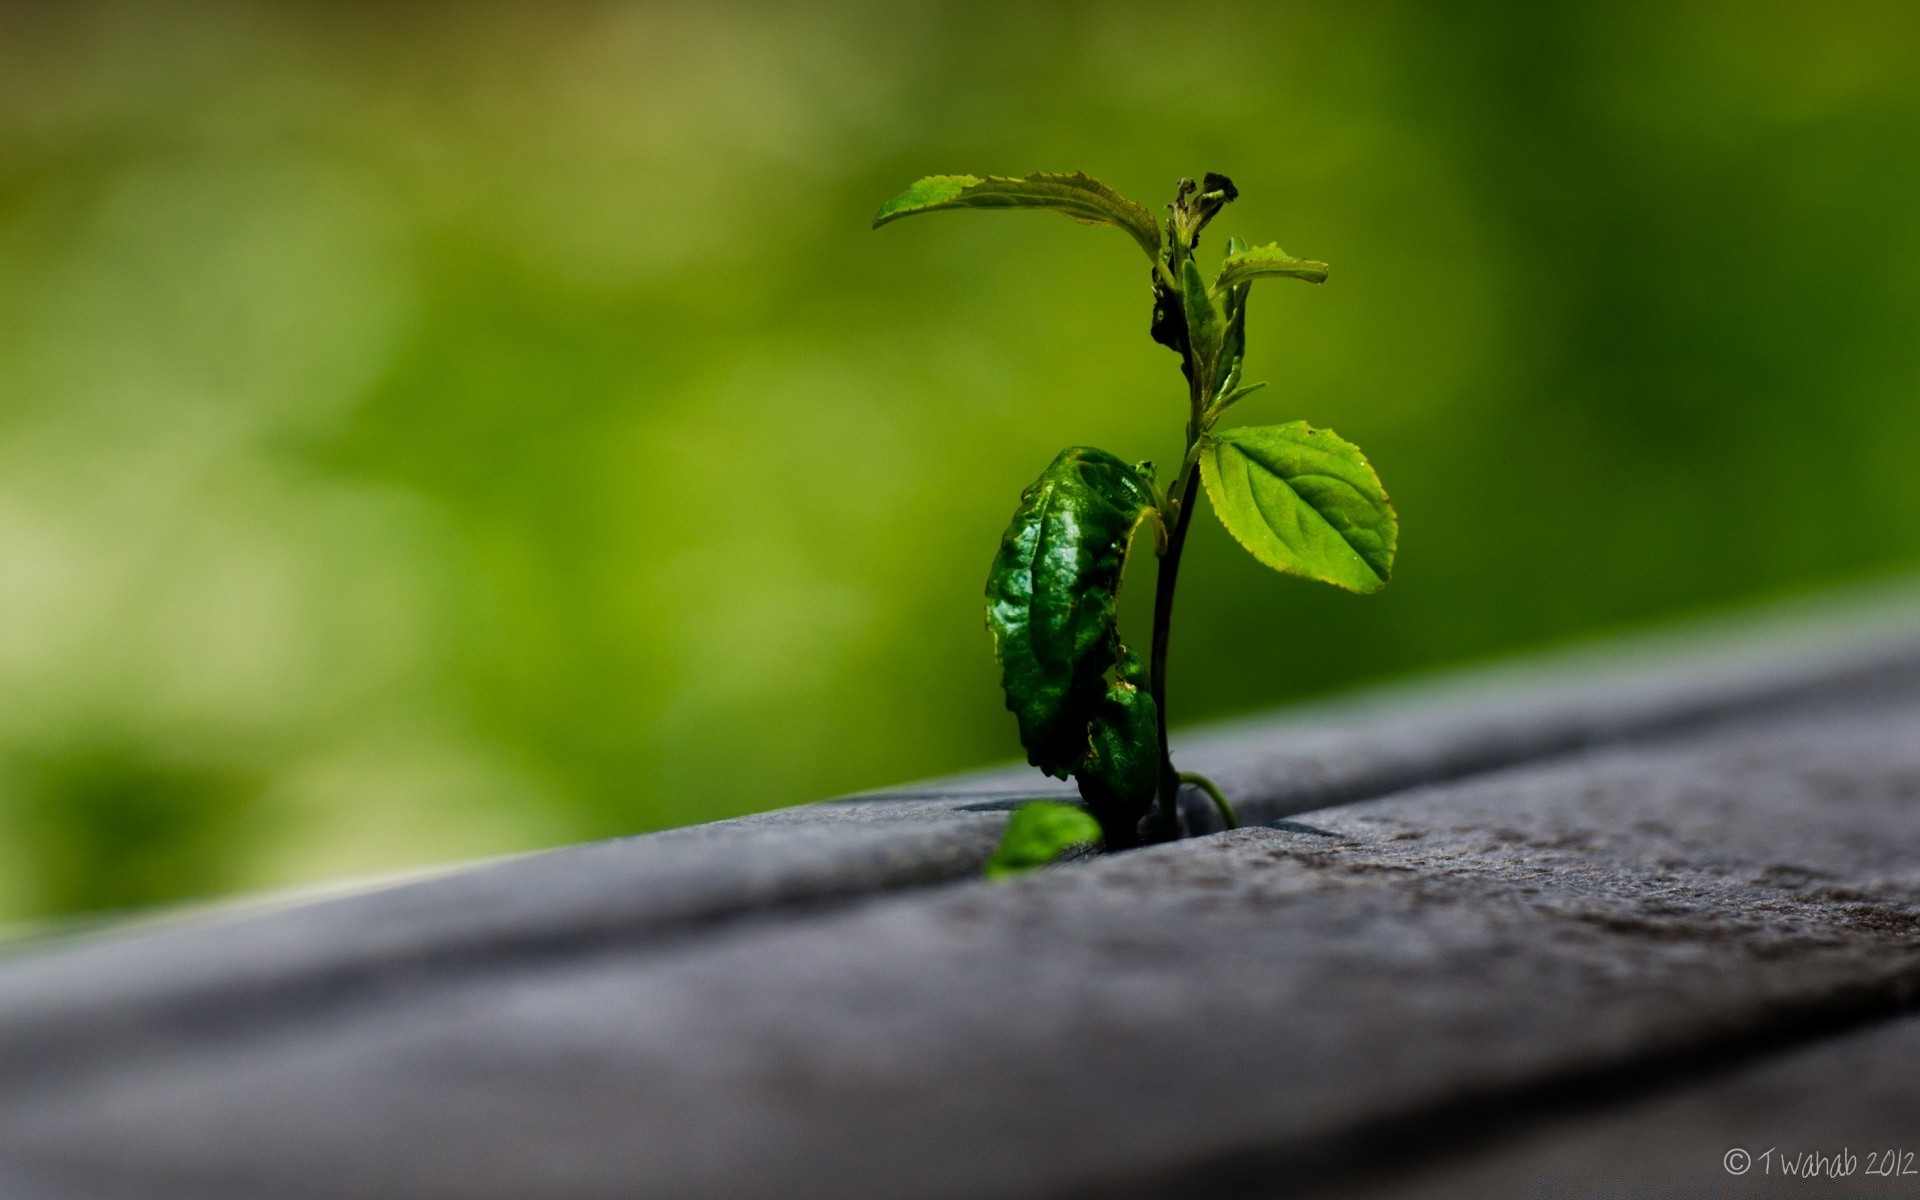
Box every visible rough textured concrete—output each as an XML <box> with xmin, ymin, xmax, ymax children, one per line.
<box><xmin>1337</xmin><ymin>1012</ymin><xmax>1920</xmax><ymax>1198</ymax></box>
<box><xmin>3</xmin><ymin>580</ymin><xmax>1919</xmax><ymax>1108</ymax></box>
<box><xmin>0</xmin><ymin>797</ymin><xmax>1015</xmax><ymax>1087</ymax></box>
<box><xmin>1</xmin><ymin>683</ymin><xmax>1917</xmax><ymax>1199</ymax></box>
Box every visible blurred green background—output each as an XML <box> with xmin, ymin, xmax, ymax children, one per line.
<box><xmin>1</xmin><ymin>0</ymin><xmax>1918</xmax><ymax>923</ymax></box>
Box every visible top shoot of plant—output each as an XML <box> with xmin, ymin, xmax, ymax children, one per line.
<box><xmin>874</xmin><ymin>171</ymin><xmax>1396</xmax><ymax>868</ymax></box>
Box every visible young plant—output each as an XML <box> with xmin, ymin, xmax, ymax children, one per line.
<box><xmin>875</xmin><ymin>172</ymin><xmax>1396</xmax><ymax>865</ymax></box>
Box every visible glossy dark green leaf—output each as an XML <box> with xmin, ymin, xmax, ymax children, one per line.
<box><xmin>986</xmin><ymin>447</ymin><xmax>1158</xmax><ymax>776</ymax></box>
<box><xmin>1213</xmin><ymin>243</ymin><xmax>1330</xmax><ymax>292</ymax></box>
<box><xmin>1200</xmin><ymin>422</ymin><xmax>1396</xmax><ymax>593</ymax></box>
<box><xmin>1076</xmin><ymin>648</ymin><xmax>1159</xmax><ymax>831</ymax></box>
<box><xmin>984</xmin><ymin>801</ymin><xmax>1104</xmax><ymax>879</ymax></box>
<box><xmin>872</xmin><ymin>172</ymin><xmax>1162</xmax><ymax>263</ymax></box>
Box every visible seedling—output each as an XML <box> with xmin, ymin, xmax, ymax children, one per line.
<box><xmin>875</xmin><ymin>172</ymin><xmax>1396</xmax><ymax>867</ymax></box>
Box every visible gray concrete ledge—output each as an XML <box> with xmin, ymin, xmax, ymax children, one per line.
<box><xmin>3</xmin><ymin>578</ymin><xmax>1920</xmax><ymax>1197</ymax></box>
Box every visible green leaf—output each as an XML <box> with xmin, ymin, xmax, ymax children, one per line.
<box><xmin>986</xmin><ymin>447</ymin><xmax>1158</xmax><ymax>777</ymax></box>
<box><xmin>1181</xmin><ymin>258</ymin><xmax>1225</xmax><ymax>397</ymax></box>
<box><xmin>1077</xmin><ymin>648</ymin><xmax>1158</xmax><ymax>827</ymax></box>
<box><xmin>873</xmin><ymin>172</ymin><xmax>1162</xmax><ymax>263</ymax></box>
<box><xmin>1216</xmin><ymin>234</ymin><xmax>1253</xmax><ymax>399</ymax></box>
<box><xmin>1212</xmin><ymin>380</ymin><xmax>1268</xmax><ymax>417</ymax></box>
<box><xmin>1200</xmin><ymin>422</ymin><xmax>1396</xmax><ymax>593</ymax></box>
<box><xmin>984</xmin><ymin>802</ymin><xmax>1103</xmax><ymax>879</ymax></box>
<box><xmin>1213</xmin><ymin>243</ymin><xmax>1330</xmax><ymax>293</ymax></box>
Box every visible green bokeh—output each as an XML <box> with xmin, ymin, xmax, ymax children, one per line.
<box><xmin>1</xmin><ymin>1</ymin><xmax>1917</xmax><ymax>919</ymax></box>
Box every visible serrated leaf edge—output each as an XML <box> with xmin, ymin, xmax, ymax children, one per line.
<box><xmin>1199</xmin><ymin>424</ymin><xmax>1395</xmax><ymax>594</ymax></box>
<box><xmin>873</xmin><ymin>171</ymin><xmax>1162</xmax><ymax>262</ymax></box>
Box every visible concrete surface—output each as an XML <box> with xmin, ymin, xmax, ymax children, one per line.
<box><xmin>2</xmin><ymin>582</ymin><xmax>1919</xmax><ymax>1198</ymax></box>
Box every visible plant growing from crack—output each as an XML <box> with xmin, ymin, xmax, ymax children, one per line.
<box><xmin>875</xmin><ymin>172</ymin><xmax>1396</xmax><ymax>873</ymax></box>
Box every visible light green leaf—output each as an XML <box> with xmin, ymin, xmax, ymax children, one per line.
<box><xmin>986</xmin><ymin>447</ymin><xmax>1158</xmax><ymax>777</ymax></box>
<box><xmin>1213</xmin><ymin>243</ymin><xmax>1330</xmax><ymax>293</ymax></box>
<box><xmin>1216</xmin><ymin>234</ymin><xmax>1253</xmax><ymax>399</ymax></box>
<box><xmin>984</xmin><ymin>802</ymin><xmax>1103</xmax><ymax>879</ymax></box>
<box><xmin>1200</xmin><ymin>422</ymin><xmax>1396</xmax><ymax>593</ymax></box>
<box><xmin>1211</xmin><ymin>380</ymin><xmax>1268</xmax><ymax>417</ymax></box>
<box><xmin>1181</xmin><ymin>257</ymin><xmax>1225</xmax><ymax>396</ymax></box>
<box><xmin>872</xmin><ymin>172</ymin><xmax>1162</xmax><ymax>263</ymax></box>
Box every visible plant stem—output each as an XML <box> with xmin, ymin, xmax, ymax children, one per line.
<box><xmin>1178</xmin><ymin>770</ymin><xmax>1238</xmax><ymax>829</ymax></box>
<box><xmin>1148</xmin><ymin>413</ymin><xmax>1204</xmax><ymax>843</ymax></box>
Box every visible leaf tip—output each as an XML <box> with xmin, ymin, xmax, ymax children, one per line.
<box><xmin>871</xmin><ymin>174</ymin><xmax>981</xmax><ymax>229</ymax></box>
<box><xmin>1348</xmin><ymin>568</ymin><xmax>1392</xmax><ymax>595</ymax></box>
